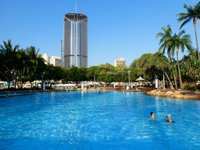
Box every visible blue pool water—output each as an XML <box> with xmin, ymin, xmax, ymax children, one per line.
<box><xmin>0</xmin><ymin>91</ymin><xmax>200</xmax><ymax>150</ymax></box>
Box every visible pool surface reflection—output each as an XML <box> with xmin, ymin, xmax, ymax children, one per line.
<box><xmin>0</xmin><ymin>91</ymin><xmax>200</xmax><ymax>150</ymax></box>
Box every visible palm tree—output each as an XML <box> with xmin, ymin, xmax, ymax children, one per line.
<box><xmin>157</xmin><ymin>25</ymin><xmax>178</xmax><ymax>89</ymax></box>
<box><xmin>178</xmin><ymin>3</ymin><xmax>200</xmax><ymax>60</ymax></box>
<box><xmin>166</xmin><ymin>30</ymin><xmax>192</xmax><ymax>89</ymax></box>
<box><xmin>157</xmin><ymin>26</ymin><xmax>192</xmax><ymax>89</ymax></box>
<box><xmin>26</xmin><ymin>46</ymin><xmax>39</xmax><ymax>82</ymax></box>
<box><xmin>0</xmin><ymin>40</ymin><xmax>19</xmax><ymax>89</ymax></box>
<box><xmin>156</xmin><ymin>25</ymin><xmax>172</xmax><ymax>56</ymax></box>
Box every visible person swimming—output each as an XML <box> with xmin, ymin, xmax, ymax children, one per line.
<box><xmin>150</xmin><ymin>112</ymin><xmax>156</xmax><ymax>120</ymax></box>
<box><xmin>166</xmin><ymin>114</ymin><xmax>175</xmax><ymax>123</ymax></box>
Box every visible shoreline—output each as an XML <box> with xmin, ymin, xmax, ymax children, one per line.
<box><xmin>147</xmin><ymin>89</ymin><xmax>200</xmax><ymax>100</ymax></box>
<box><xmin>1</xmin><ymin>88</ymin><xmax>200</xmax><ymax>100</ymax></box>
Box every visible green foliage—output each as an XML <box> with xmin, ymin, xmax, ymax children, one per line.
<box><xmin>86</xmin><ymin>66</ymin><xmax>99</xmax><ymax>81</ymax></box>
<box><xmin>0</xmin><ymin>29</ymin><xmax>199</xmax><ymax>91</ymax></box>
<box><xmin>178</xmin><ymin>2</ymin><xmax>200</xmax><ymax>60</ymax></box>
<box><xmin>129</xmin><ymin>53</ymin><xmax>170</xmax><ymax>82</ymax></box>
<box><xmin>96</xmin><ymin>63</ymin><xmax>115</xmax><ymax>82</ymax></box>
<box><xmin>157</xmin><ymin>25</ymin><xmax>193</xmax><ymax>89</ymax></box>
<box><xmin>181</xmin><ymin>49</ymin><xmax>200</xmax><ymax>81</ymax></box>
<box><xmin>130</xmin><ymin>53</ymin><xmax>154</xmax><ymax>80</ymax></box>
<box><xmin>178</xmin><ymin>3</ymin><xmax>200</xmax><ymax>28</ymax></box>
<box><xmin>0</xmin><ymin>40</ymin><xmax>62</xmax><ymax>88</ymax></box>
<box><xmin>63</xmin><ymin>66</ymin><xmax>87</xmax><ymax>82</ymax></box>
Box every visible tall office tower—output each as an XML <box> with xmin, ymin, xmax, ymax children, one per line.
<box><xmin>64</xmin><ymin>13</ymin><xmax>88</xmax><ymax>68</ymax></box>
<box><xmin>61</xmin><ymin>40</ymin><xmax>64</xmax><ymax>67</ymax></box>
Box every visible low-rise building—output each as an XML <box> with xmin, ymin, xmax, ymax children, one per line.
<box><xmin>42</xmin><ymin>53</ymin><xmax>49</xmax><ymax>64</ymax></box>
<box><xmin>41</xmin><ymin>53</ymin><xmax>62</xmax><ymax>67</ymax></box>
<box><xmin>49</xmin><ymin>56</ymin><xmax>62</xmax><ymax>67</ymax></box>
<box><xmin>114</xmin><ymin>57</ymin><xmax>126</xmax><ymax>67</ymax></box>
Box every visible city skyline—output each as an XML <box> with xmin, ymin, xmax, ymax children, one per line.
<box><xmin>0</xmin><ymin>0</ymin><xmax>199</xmax><ymax>67</ymax></box>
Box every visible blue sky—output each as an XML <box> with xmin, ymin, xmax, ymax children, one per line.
<box><xmin>0</xmin><ymin>0</ymin><xmax>199</xmax><ymax>66</ymax></box>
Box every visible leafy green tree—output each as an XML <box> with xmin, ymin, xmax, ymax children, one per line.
<box><xmin>130</xmin><ymin>54</ymin><xmax>155</xmax><ymax>82</ymax></box>
<box><xmin>97</xmin><ymin>63</ymin><xmax>115</xmax><ymax>83</ymax></box>
<box><xmin>0</xmin><ymin>40</ymin><xmax>19</xmax><ymax>88</ymax></box>
<box><xmin>178</xmin><ymin>2</ymin><xmax>200</xmax><ymax>60</ymax></box>
<box><xmin>152</xmin><ymin>52</ymin><xmax>174</xmax><ymax>89</ymax></box>
<box><xmin>181</xmin><ymin>48</ymin><xmax>200</xmax><ymax>83</ymax></box>
<box><xmin>115</xmin><ymin>63</ymin><xmax>128</xmax><ymax>82</ymax></box>
<box><xmin>130</xmin><ymin>52</ymin><xmax>174</xmax><ymax>89</ymax></box>
<box><xmin>64</xmin><ymin>66</ymin><xmax>87</xmax><ymax>82</ymax></box>
<box><xmin>86</xmin><ymin>66</ymin><xmax>99</xmax><ymax>81</ymax></box>
<box><xmin>15</xmin><ymin>49</ymin><xmax>29</xmax><ymax>88</ymax></box>
<box><xmin>34</xmin><ymin>55</ymin><xmax>48</xmax><ymax>80</ymax></box>
<box><xmin>78</xmin><ymin>67</ymin><xmax>87</xmax><ymax>81</ymax></box>
<box><xmin>44</xmin><ymin>65</ymin><xmax>67</xmax><ymax>82</ymax></box>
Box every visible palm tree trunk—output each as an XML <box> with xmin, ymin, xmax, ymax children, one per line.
<box><xmin>169</xmin><ymin>57</ymin><xmax>177</xmax><ymax>89</ymax></box>
<box><xmin>164</xmin><ymin>71</ymin><xmax>174</xmax><ymax>89</ymax></box>
<box><xmin>170</xmin><ymin>61</ymin><xmax>177</xmax><ymax>89</ymax></box>
<box><xmin>193</xmin><ymin>22</ymin><xmax>200</xmax><ymax>61</ymax></box>
<box><xmin>173</xmin><ymin>71</ymin><xmax>178</xmax><ymax>89</ymax></box>
<box><xmin>163</xmin><ymin>71</ymin><xmax>165</xmax><ymax>89</ymax></box>
<box><xmin>176</xmin><ymin>50</ymin><xmax>183</xmax><ymax>89</ymax></box>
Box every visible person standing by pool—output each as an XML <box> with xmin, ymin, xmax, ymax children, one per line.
<box><xmin>150</xmin><ymin>112</ymin><xmax>156</xmax><ymax>120</ymax></box>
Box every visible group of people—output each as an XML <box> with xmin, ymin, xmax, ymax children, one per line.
<box><xmin>150</xmin><ymin>112</ymin><xmax>175</xmax><ymax>123</ymax></box>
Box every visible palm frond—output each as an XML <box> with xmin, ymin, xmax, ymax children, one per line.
<box><xmin>178</xmin><ymin>2</ymin><xmax>200</xmax><ymax>28</ymax></box>
<box><xmin>156</xmin><ymin>32</ymin><xmax>164</xmax><ymax>38</ymax></box>
<box><xmin>179</xmin><ymin>18</ymin><xmax>192</xmax><ymax>29</ymax></box>
<box><xmin>178</xmin><ymin>30</ymin><xmax>186</xmax><ymax>36</ymax></box>
<box><xmin>178</xmin><ymin>13</ymin><xmax>188</xmax><ymax>22</ymax></box>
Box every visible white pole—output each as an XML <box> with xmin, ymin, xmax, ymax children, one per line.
<box><xmin>128</xmin><ymin>71</ymin><xmax>130</xmax><ymax>87</ymax></box>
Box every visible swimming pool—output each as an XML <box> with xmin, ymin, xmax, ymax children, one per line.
<box><xmin>0</xmin><ymin>91</ymin><xmax>200</xmax><ymax>150</ymax></box>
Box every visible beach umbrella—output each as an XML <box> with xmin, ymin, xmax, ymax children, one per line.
<box><xmin>136</xmin><ymin>76</ymin><xmax>145</xmax><ymax>81</ymax></box>
<box><xmin>136</xmin><ymin>76</ymin><xmax>145</xmax><ymax>87</ymax></box>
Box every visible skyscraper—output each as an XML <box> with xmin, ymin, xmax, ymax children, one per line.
<box><xmin>63</xmin><ymin>13</ymin><xmax>88</xmax><ymax>68</ymax></box>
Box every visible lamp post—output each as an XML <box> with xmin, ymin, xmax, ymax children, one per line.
<box><xmin>93</xmin><ymin>73</ymin><xmax>96</xmax><ymax>82</ymax></box>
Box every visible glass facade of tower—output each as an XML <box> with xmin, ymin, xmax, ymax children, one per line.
<box><xmin>64</xmin><ymin>13</ymin><xmax>88</xmax><ymax>68</ymax></box>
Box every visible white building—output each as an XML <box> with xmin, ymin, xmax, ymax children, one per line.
<box><xmin>42</xmin><ymin>53</ymin><xmax>62</xmax><ymax>67</ymax></box>
<box><xmin>114</xmin><ymin>58</ymin><xmax>126</xmax><ymax>67</ymax></box>
<box><xmin>42</xmin><ymin>53</ymin><xmax>49</xmax><ymax>64</ymax></box>
<box><xmin>49</xmin><ymin>56</ymin><xmax>62</xmax><ymax>67</ymax></box>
